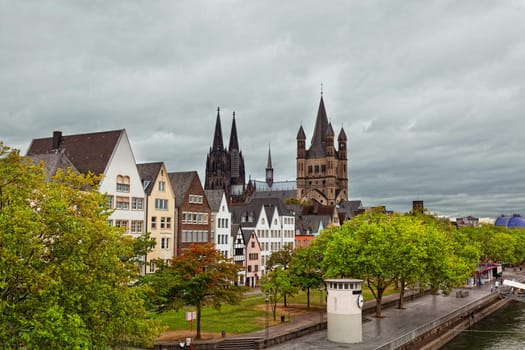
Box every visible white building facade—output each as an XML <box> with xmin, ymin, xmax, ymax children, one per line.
<box><xmin>231</xmin><ymin>198</ymin><xmax>295</xmax><ymax>275</ymax></box>
<box><xmin>205</xmin><ymin>190</ymin><xmax>232</xmax><ymax>259</ymax></box>
<box><xmin>98</xmin><ymin>131</ymin><xmax>146</xmax><ymax>237</ymax></box>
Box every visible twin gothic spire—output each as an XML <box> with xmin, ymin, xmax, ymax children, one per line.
<box><xmin>205</xmin><ymin>108</ymin><xmax>245</xmax><ymax>199</ymax></box>
<box><xmin>212</xmin><ymin>107</ymin><xmax>241</xmax><ymax>153</ymax></box>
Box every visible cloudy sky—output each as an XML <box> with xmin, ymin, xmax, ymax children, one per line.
<box><xmin>2</xmin><ymin>1</ymin><xmax>525</xmax><ymax>218</ymax></box>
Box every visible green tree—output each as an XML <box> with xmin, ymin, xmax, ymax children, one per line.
<box><xmin>289</xmin><ymin>246</ymin><xmax>324</xmax><ymax>309</ymax></box>
<box><xmin>462</xmin><ymin>224</ymin><xmax>516</xmax><ymax>264</ymax></box>
<box><xmin>421</xmin><ymin>221</ymin><xmax>472</xmax><ymax>295</ymax></box>
<box><xmin>266</xmin><ymin>244</ymin><xmax>295</xmax><ymax>306</ymax></box>
<box><xmin>390</xmin><ymin>215</ymin><xmax>428</xmax><ymax>309</ymax></box>
<box><xmin>511</xmin><ymin>229</ymin><xmax>525</xmax><ymax>266</ymax></box>
<box><xmin>146</xmin><ymin>244</ymin><xmax>244</xmax><ymax>340</ymax></box>
<box><xmin>322</xmin><ymin>210</ymin><xmax>397</xmax><ymax>318</ymax></box>
<box><xmin>0</xmin><ymin>143</ymin><xmax>162</xmax><ymax>349</ymax></box>
<box><xmin>260</xmin><ymin>267</ymin><xmax>296</xmax><ymax>321</ymax></box>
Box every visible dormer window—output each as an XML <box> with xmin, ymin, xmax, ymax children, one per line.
<box><xmin>116</xmin><ymin>175</ymin><xmax>130</xmax><ymax>192</ymax></box>
<box><xmin>189</xmin><ymin>195</ymin><xmax>203</xmax><ymax>204</ymax></box>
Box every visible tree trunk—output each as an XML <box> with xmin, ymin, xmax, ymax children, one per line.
<box><xmin>307</xmin><ymin>288</ymin><xmax>310</xmax><ymax>309</ymax></box>
<box><xmin>397</xmin><ymin>279</ymin><xmax>406</xmax><ymax>309</ymax></box>
<box><xmin>196</xmin><ymin>304</ymin><xmax>202</xmax><ymax>340</ymax></box>
<box><xmin>430</xmin><ymin>283</ymin><xmax>440</xmax><ymax>295</ymax></box>
<box><xmin>375</xmin><ymin>288</ymin><xmax>384</xmax><ymax>318</ymax></box>
<box><xmin>284</xmin><ymin>293</ymin><xmax>287</xmax><ymax>307</ymax></box>
<box><xmin>272</xmin><ymin>302</ymin><xmax>277</xmax><ymax>321</ymax></box>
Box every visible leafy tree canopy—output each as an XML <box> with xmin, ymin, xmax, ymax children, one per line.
<box><xmin>145</xmin><ymin>243</ymin><xmax>244</xmax><ymax>339</ymax></box>
<box><xmin>0</xmin><ymin>143</ymin><xmax>162</xmax><ymax>349</ymax></box>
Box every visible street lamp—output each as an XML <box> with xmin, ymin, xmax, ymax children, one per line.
<box><xmin>265</xmin><ymin>294</ymin><xmax>269</xmax><ymax>348</ymax></box>
<box><xmin>319</xmin><ymin>286</ymin><xmax>324</xmax><ymax>324</ymax></box>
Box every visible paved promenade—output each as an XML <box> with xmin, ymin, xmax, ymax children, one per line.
<box><xmin>252</xmin><ymin>271</ymin><xmax>525</xmax><ymax>349</ymax></box>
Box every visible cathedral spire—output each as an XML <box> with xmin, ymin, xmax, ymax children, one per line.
<box><xmin>309</xmin><ymin>95</ymin><xmax>329</xmax><ymax>156</ymax></box>
<box><xmin>266</xmin><ymin>144</ymin><xmax>273</xmax><ymax>169</ymax></box>
<box><xmin>229</xmin><ymin>111</ymin><xmax>239</xmax><ymax>151</ymax></box>
<box><xmin>212</xmin><ymin>107</ymin><xmax>224</xmax><ymax>152</ymax></box>
<box><xmin>266</xmin><ymin>144</ymin><xmax>274</xmax><ymax>188</ymax></box>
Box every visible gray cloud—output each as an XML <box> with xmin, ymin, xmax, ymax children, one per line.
<box><xmin>2</xmin><ymin>0</ymin><xmax>525</xmax><ymax>218</ymax></box>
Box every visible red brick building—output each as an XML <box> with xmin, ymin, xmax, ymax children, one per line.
<box><xmin>168</xmin><ymin>171</ymin><xmax>212</xmax><ymax>256</ymax></box>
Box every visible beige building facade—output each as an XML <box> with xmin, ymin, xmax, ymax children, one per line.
<box><xmin>137</xmin><ymin>162</ymin><xmax>176</xmax><ymax>272</ymax></box>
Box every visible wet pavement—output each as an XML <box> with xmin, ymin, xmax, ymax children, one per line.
<box><xmin>258</xmin><ymin>271</ymin><xmax>525</xmax><ymax>349</ymax></box>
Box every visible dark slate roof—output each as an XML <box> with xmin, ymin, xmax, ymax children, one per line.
<box><xmin>231</xmin><ymin>197</ymin><xmax>292</xmax><ymax>227</ymax></box>
<box><xmin>326</xmin><ymin>123</ymin><xmax>334</xmax><ymax>137</ymax></box>
<box><xmin>26</xmin><ymin>129</ymin><xmax>123</xmax><ymax>175</ymax></box>
<box><xmin>296</xmin><ymin>214</ymin><xmax>330</xmax><ymax>235</ymax></box>
<box><xmin>212</xmin><ymin>108</ymin><xmax>224</xmax><ymax>152</ymax></box>
<box><xmin>204</xmin><ymin>189</ymin><xmax>226</xmax><ymax>212</ymax></box>
<box><xmin>229</xmin><ymin>112</ymin><xmax>239</xmax><ymax>151</ymax></box>
<box><xmin>301</xmin><ymin>204</ymin><xmax>336</xmax><ymax>216</ymax></box>
<box><xmin>296</xmin><ymin>125</ymin><xmax>306</xmax><ymax>140</ymax></box>
<box><xmin>242</xmin><ymin>227</ymin><xmax>256</xmax><ymax>245</ymax></box>
<box><xmin>337</xmin><ymin>200</ymin><xmax>363</xmax><ymax>221</ymax></box>
<box><xmin>266</xmin><ymin>146</ymin><xmax>272</xmax><ymax>169</ymax></box>
<box><xmin>137</xmin><ymin>162</ymin><xmax>163</xmax><ymax>195</ymax></box>
<box><xmin>231</xmin><ymin>223</ymin><xmax>241</xmax><ymax>239</ymax></box>
<box><xmin>251</xmin><ymin>182</ymin><xmax>296</xmax><ymax>197</ymax></box>
<box><xmin>168</xmin><ymin>171</ymin><xmax>198</xmax><ymax>208</ymax></box>
<box><xmin>338</xmin><ymin>127</ymin><xmax>347</xmax><ymax>141</ymax></box>
<box><xmin>28</xmin><ymin>152</ymin><xmax>79</xmax><ymax>180</ymax></box>
<box><xmin>285</xmin><ymin>204</ymin><xmax>303</xmax><ymax>215</ymax></box>
<box><xmin>249</xmin><ymin>196</ymin><xmax>293</xmax><ymax>215</ymax></box>
<box><xmin>308</xmin><ymin>96</ymin><xmax>329</xmax><ymax>158</ymax></box>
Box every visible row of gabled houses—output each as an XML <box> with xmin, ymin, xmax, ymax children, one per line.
<box><xmin>25</xmin><ymin>128</ymin><xmax>362</xmax><ymax>286</ymax></box>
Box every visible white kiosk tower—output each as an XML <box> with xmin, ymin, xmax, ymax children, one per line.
<box><xmin>325</xmin><ymin>278</ymin><xmax>364</xmax><ymax>344</ymax></box>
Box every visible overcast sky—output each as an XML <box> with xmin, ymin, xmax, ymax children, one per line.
<box><xmin>2</xmin><ymin>1</ymin><xmax>525</xmax><ymax>219</ymax></box>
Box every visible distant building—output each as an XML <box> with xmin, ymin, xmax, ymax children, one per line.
<box><xmin>495</xmin><ymin>214</ymin><xmax>525</xmax><ymax>228</ymax></box>
<box><xmin>205</xmin><ymin>189</ymin><xmax>231</xmax><ymax>259</ymax></box>
<box><xmin>250</xmin><ymin>146</ymin><xmax>297</xmax><ymax>193</ymax></box>
<box><xmin>231</xmin><ymin>197</ymin><xmax>295</xmax><ymax>274</ymax></box>
<box><xmin>296</xmin><ymin>204</ymin><xmax>340</xmax><ymax>236</ymax></box>
<box><xmin>231</xmin><ymin>225</ymin><xmax>244</xmax><ymax>286</ymax></box>
<box><xmin>412</xmin><ymin>200</ymin><xmax>425</xmax><ymax>214</ymax></box>
<box><xmin>169</xmin><ymin>171</ymin><xmax>212</xmax><ymax>255</ymax></box>
<box><xmin>296</xmin><ymin>95</ymin><xmax>348</xmax><ymax>205</ymax></box>
<box><xmin>337</xmin><ymin>200</ymin><xmax>364</xmax><ymax>222</ymax></box>
<box><xmin>455</xmin><ymin>216</ymin><xmax>479</xmax><ymax>227</ymax></box>
<box><xmin>244</xmin><ymin>230</ymin><xmax>262</xmax><ymax>287</ymax></box>
<box><xmin>204</xmin><ymin>108</ymin><xmax>246</xmax><ymax>203</ymax></box>
<box><xmin>137</xmin><ymin>162</ymin><xmax>176</xmax><ymax>272</ymax></box>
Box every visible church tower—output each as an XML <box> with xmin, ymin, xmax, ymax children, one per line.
<box><xmin>205</xmin><ymin>108</ymin><xmax>246</xmax><ymax>201</ymax></box>
<box><xmin>296</xmin><ymin>95</ymin><xmax>348</xmax><ymax>205</ymax></box>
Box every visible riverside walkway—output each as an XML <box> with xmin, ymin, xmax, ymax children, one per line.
<box><xmin>254</xmin><ymin>270</ymin><xmax>524</xmax><ymax>349</ymax></box>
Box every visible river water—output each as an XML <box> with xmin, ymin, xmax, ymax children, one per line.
<box><xmin>442</xmin><ymin>301</ymin><xmax>525</xmax><ymax>349</ymax></box>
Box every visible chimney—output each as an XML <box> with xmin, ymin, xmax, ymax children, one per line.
<box><xmin>52</xmin><ymin>131</ymin><xmax>62</xmax><ymax>150</ymax></box>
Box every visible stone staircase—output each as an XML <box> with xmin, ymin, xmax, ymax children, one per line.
<box><xmin>216</xmin><ymin>337</ymin><xmax>261</xmax><ymax>350</ymax></box>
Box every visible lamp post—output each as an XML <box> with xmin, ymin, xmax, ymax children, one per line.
<box><xmin>265</xmin><ymin>294</ymin><xmax>269</xmax><ymax>348</ymax></box>
<box><xmin>319</xmin><ymin>287</ymin><xmax>324</xmax><ymax>324</ymax></box>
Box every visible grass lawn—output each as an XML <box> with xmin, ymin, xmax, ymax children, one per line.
<box><xmin>152</xmin><ymin>285</ymin><xmax>400</xmax><ymax>335</ymax></box>
<box><xmin>150</xmin><ymin>293</ymin><xmax>268</xmax><ymax>334</ymax></box>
